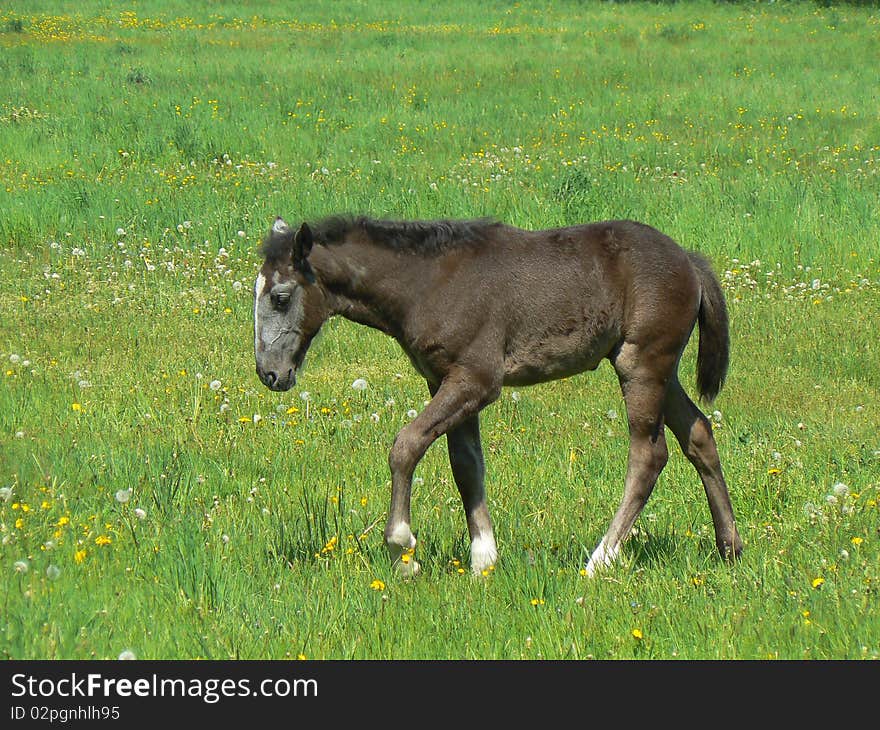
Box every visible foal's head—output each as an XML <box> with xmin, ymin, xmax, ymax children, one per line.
<box><xmin>254</xmin><ymin>217</ymin><xmax>327</xmax><ymax>391</ymax></box>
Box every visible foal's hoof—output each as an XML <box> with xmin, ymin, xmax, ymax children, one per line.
<box><xmin>718</xmin><ymin>536</ymin><xmax>743</xmax><ymax>561</ymax></box>
<box><xmin>394</xmin><ymin>552</ymin><xmax>421</xmax><ymax>579</ymax></box>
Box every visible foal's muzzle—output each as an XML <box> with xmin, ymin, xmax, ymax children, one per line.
<box><xmin>257</xmin><ymin>365</ymin><xmax>295</xmax><ymax>391</ymax></box>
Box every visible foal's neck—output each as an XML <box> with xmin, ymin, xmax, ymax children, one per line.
<box><xmin>310</xmin><ymin>240</ymin><xmax>414</xmax><ymax>337</ymax></box>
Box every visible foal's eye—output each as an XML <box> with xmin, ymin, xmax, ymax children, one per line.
<box><xmin>271</xmin><ymin>292</ymin><xmax>291</xmax><ymax>309</ymax></box>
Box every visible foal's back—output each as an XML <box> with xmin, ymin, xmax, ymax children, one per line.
<box><xmin>463</xmin><ymin>220</ymin><xmax>700</xmax><ymax>386</ymax></box>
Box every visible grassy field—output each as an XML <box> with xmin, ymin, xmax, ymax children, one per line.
<box><xmin>1</xmin><ymin>0</ymin><xmax>878</xmax><ymax>660</ymax></box>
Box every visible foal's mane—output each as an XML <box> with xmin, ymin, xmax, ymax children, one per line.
<box><xmin>316</xmin><ymin>216</ymin><xmax>502</xmax><ymax>255</ymax></box>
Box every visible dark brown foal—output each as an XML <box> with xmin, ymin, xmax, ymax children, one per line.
<box><xmin>254</xmin><ymin>215</ymin><xmax>742</xmax><ymax>576</ymax></box>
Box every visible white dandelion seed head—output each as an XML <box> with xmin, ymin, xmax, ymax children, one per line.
<box><xmin>511</xmin><ymin>391</ymin><xmax>520</xmax><ymax>402</ymax></box>
<box><xmin>9</xmin><ymin>354</ymin><xmax>21</xmax><ymax>364</ymax></box>
<box><xmin>115</xmin><ymin>489</ymin><xmax>132</xmax><ymax>504</ymax></box>
<box><xmin>832</xmin><ymin>482</ymin><xmax>849</xmax><ymax>497</ymax></box>
<box><xmin>385</xmin><ymin>398</ymin><xmax>395</xmax><ymax>407</ymax></box>
<box><xmin>13</xmin><ymin>560</ymin><xmax>29</xmax><ymax>574</ymax></box>
<box><xmin>118</xmin><ymin>650</ymin><xmax>136</xmax><ymax>661</ymax></box>
<box><xmin>299</xmin><ymin>391</ymin><xmax>311</xmax><ymax>402</ymax></box>
<box><xmin>237</xmin><ymin>230</ymin><xmax>246</xmax><ymax>238</ymax></box>
<box><xmin>134</xmin><ymin>508</ymin><xmax>147</xmax><ymax>520</ymax></box>
<box><xmin>219</xmin><ymin>403</ymin><xmax>230</xmax><ymax>413</ymax></box>
<box><xmin>825</xmin><ymin>494</ymin><xmax>838</xmax><ymax>506</ymax></box>
<box><xmin>78</xmin><ymin>380</ymin><xmax>91</xmax><ymax>389</ymax></box>
<box><xmin>0</xmin><ymin>487</ymin><xmax>13</xmax><ymax>502</ymax></box>
<box><xmin>606</xmin><ymin>409</ymin><xmax>618</xmax><ymax>420</ymax></box>
<box><xmin>351</xmin><ymin>378</ymin><xmax>368</xmax><ymax>391</ymax></box>
<box><xmin>370</xmin><ymin>412</ymin><xmax>380</xmax><ymax>423</ymax></box>
<box><xmin>15</xmin><ymin>431</ymin><xmax>24</xmax><ymax>439</ymax></box>
<box><xmin>413</xmin><ymin>477</ymin><xmax>424</xmax><ymax>486</ymax></box>
<box><xmin>221</xmin><ymin>534</ymin><xmax>230</xmax><ymax>544</ymax></box>
<box><xmin>232</xmin><ymin>280</ymin><xmax>243</xmax><ymax>291</ymax></box>
<box><xmin>46</xmin><ymin>565</ymin><xmax>61</xmax><ymax>581</ymax></box>
<box><xmin>252</xmin><ymin>413</ymin><xmax>262</xmax><ymax>425</ymax></box>
<box><xmin>116</xmin><ymin>227</ymin><xmax>126</xmax><ymax>236</ymax></box>
<box><xmin>209</xmin><ymin>379</ymin><xmax>222</xmax><ymax>391</ymax></box>
<box><xmin>406</xmin><ymin>409</ymin><xmax>418</xmax><ymax>419</ymax></box>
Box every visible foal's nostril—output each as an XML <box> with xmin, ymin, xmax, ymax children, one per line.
<box><xmin>265</xmin><ymin>370</ymin><xmax>278</xmax><ymax>387</ymax></box>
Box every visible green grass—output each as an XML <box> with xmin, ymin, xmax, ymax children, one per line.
<box><xmin>1</xmin><ymin>0</ymin><xmax>878</xmax><ymax>660</ymax></box>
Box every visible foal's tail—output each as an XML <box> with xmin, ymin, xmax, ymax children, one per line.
<box><xmin>688</xmin><ymin>252</ymin><xmax>729</xmax><ymax>403</ymax></box>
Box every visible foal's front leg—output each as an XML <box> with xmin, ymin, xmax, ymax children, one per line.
<box><xmin>385</xmin><ymin>371</ymin><xmax>498</xmax><ymax>577</ymax></box>
<box><xmin>447</xmin><ymin>415</ymin><xmax>498</xmax><ymax>575</ymax></box>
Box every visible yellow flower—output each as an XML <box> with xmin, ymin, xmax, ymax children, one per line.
<box><xmin>72</xmin><ymin>402</ymin><xmax>82</xmax><ymax>412</ymax></box>
<box><xmin>767</xmin><ymin>467</ymin><xmax>781</xmax><ymax>475</ymax></box>
<box><xmin>360</xmin><ymin>496</ymin><xmax>368</xmax><ymax>507</ymax></box>
<box><xmin>286</xmin><ymin>405</ymin><xmax>299</xmax><ymax>414</ymax></box>
<box><xmin>74</xmin><ymin>549</ymin><xmax>87</xmax><ymax>563</ymax></box>
<box><xmin>296</xmin><ymin>653</ymin><xmax>306</xmax><ymax>660</ymax></box>
<box><xmin>95</xmin><ymin>535</ymin><xmax>112</xmax><ymax>547</ymax></box>
<box><xmin>14</xmin><ymin>518</ymin><xmax>24</xmax><ymax>529</ymax></box>
<box><xmin>811</xmin><ymin>577</ymin><xmax>825</xmax><ymax>589</ymax></box>
<box><xmin>530</xmin><ymin>598</ymin><xmax>545</xmax><ymax>606</ymax></box>
<box><xmin>370</xmin><ymin>579</ymin><xmax>385</xmax><ymax>591</ymax></box>
<box><xmin>20</xmin><ymin>503</ymin><xmax>30</xmax><ymax>512</ymax></box>
<box><xmin>851</xmin><ymin>537</ymin><xmax>863</xmax><ymax>546</ymax></box>
<box><xmin>632</xmin><ymin>628</ymin><xmax>644</xmax><ymax>640</ymax></box>
<box><xmin>57</xmin><ymin>516</ymin><xmax>70</xmax><ymax>527</ymax></box>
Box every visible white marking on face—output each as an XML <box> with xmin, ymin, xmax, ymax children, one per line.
<box><xmin>273</xmin><ymin>217</ymin><xmax>289</xmax><ymax>234</ymax></box>
<box><xmin>254</xmin><ymin>272</ymin><xmax>267</xmax><ymax>354</ymax></box>
<box><xmin>470</xmin><ymin>534</ymin><xmax>498</xmax><ymax>575</ymax></box>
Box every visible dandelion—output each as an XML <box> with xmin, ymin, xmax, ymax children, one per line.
<box><xmin>252</xmin><ymin>414</ymin><xmax>262</xmax><ymax>425</ymax></box>
<box><xmin>831</xmin><ymin>482</ymin><xmax>849</xmax><ymax>497</ymax></box>
<box><xmin>530</xmin><ymin>598</ymin><xmax>545</xmax><ymax>606</ymax></box>
<box><xmin>811</xmin><ymin>577</ymin><xmax>825</xmax><ymax>589</ymax></box>
<box><xmin>0</xmin><ymin>487</ymin><xmax>12</xmax><ymax>502</ymax></box>
<box><xmin>209</xmin><ymin>379</ymin><xmax>222</xmax><ymax>391</ymax></box>
<box><xmin>95</xmin><ymin>535</ymin><xmax>112</xmax><ymax>547</ymax></box>
<box><xmin>406</xmin><ymin>409</ymin><xmax>418</xmax><ymax>419</ymax></box>
<box><xmin>851</xmin><ymin>536</ymin><xmax>863</xmax><ymax>546</ymax></box>
<box><xmin>9</xmin><ymin>354</ymin><xmax>21</xmax><ymax>364</ymax></box>
<box><xmin>299</xmin><ymin>391</ymin><xmax>311</xmax><ymax>402</ymax></box>
<box><xmin>370</xmin><ymin>412</ymin><xmax>380</xmax><ymax>423</ymax></box>
<box><xmin>351</xmin><ymin>378</ymin><xmax>367</xmax><ymax>391</ymax></box>
<box><xmin>511</xmin><ymin>391</ymin><xmax>520</xmax><ymax>402</ymax></box>
<box><xmin>74</xmin><ymin>549</ymin><xmax>87</xmax><ymax>563</ymax></box>
<box><xmin>72</xmin><ymin>402</ymin><xmax>82</xmax><ymax>412</ymax></box>
<box><xmin>46</xmin><ymin>565</ymin><xmax>61</xmax><ymax>581</ymax></box>
<box><xmin>118</xmin><ymin>650</ymin><xmax>136</xmax><ymax>661</ymax></box>
<box><xmin>13</xmin><ymin>560</ymin><xmax>29</xmax><ymax>574</ymax></box>
<box><xmin>237</xmin><ymin>230</ymin><xmax>246</xmax><ymax>238</ymax></box>
<box><xmin>219</xmin><ymin>403</ymin><xmax>230</xmax><ymax>413</ymax></box>
<box><xmin>631</xmin><ymin>628</ymin><xmax>644</xmax><ymax>640</ymax></box>
<box><xmin>606</xmin><ymin>409</ymin><xmax>618</xmax><ymax>420</ymax></box>
<box><xmin>115</xmin><ymin>489</ymin><xmax>132</xmax><ymax>504</ymax></box>
<box><xmin>57</xmin><ymin>516</ymin><xmax>69</xmax><ymax>527</ymax></box>
<box><xmin>221</xmin><ymin>534</ymin><xmax>230</xmax><ymax>544</ymax></box>
<box><xmin>134</xmin><ymin>508</ymin><xmax>147</xmax><ymax>520</ymax></box>
<box><xmin>116</xmin><ymin>227</ymin><xmax>126</xmax><ymax>236</ymax></box>
<box><xmin>370</xmin><ymin>579</ymin><xmax>385</xmax><ymax>591</ymax></box>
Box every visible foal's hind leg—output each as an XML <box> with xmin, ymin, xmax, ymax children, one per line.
<box><xmin>446</xmin><ymin>414</ymin><xmax>498</xmax><ymax>575</ymax></box>
<box><xmin>664</xmin><ymin>379</ymin><xmax>743</xmax><ymax>559</ymax></box>
<box><xmin>585</xmin><ymin>344</ymin><xmax>671</xmax><ymax>576</ymax></box>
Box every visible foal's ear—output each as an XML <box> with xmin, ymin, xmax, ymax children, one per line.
<box><xmin>293</xmin><ymin>222</ymin><xmax>315</xmax><ymax>282</ymax></box>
